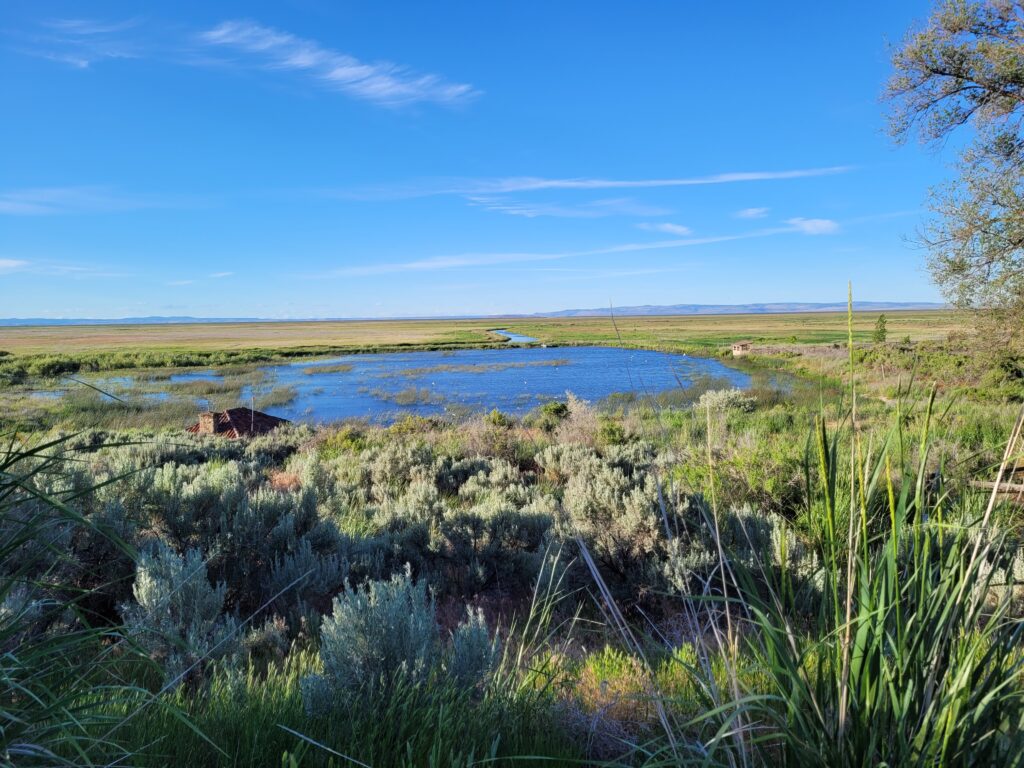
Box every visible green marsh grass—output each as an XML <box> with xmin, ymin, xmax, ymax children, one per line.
<box><xmin>301</xmin><ymin>363</ymin><xmax>354</xmax><ymax>375</ymax></box>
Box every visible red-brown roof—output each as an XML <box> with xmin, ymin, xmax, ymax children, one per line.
<box><xmin>186</xmin><ymin>408</ymin><xmax>289</xmax><ymax>438</ymax></box>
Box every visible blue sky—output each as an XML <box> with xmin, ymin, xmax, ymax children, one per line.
<box><xmin>1</xmin><ymin>2</ymin><xmax>953</xmax><ymax>318</ymax></box>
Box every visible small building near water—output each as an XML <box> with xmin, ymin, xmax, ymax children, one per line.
<box><xmin>731</xmin><ymin>341</ymin><xmax>753</xmax><ymax>357</ymax></box>
<box><xmin>186</xmin><ymin>407</ymin><xmax>289</xmax><ymax>439</ymax></box>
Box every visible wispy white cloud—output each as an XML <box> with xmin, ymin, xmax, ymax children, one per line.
<box><xmin>735</xmin><ymin>207</ymin><xmax>769</xmax><ymax>219</ymax></box>
<box><xmin>46</xmin><ymin>18</ymin><xmax>141</xmax><ymax>36</ymax></box>
<box><xmin>166</xmin><ymin>279</ymin><xmax>195</xmax><ymax>286</ymax></box>
<box><xmin>199</xmin><ymin>20</ymin><xmax>478</xmax><ymax>107</ymax></box>
<box><xmin>467</xmin><ymin>196</ymin><xmax>670</xmax><ymax>219</ymax></box>
<box><xmin>785</xmin><ymin>217</ymin><xmax>839</xmax><ymax>235</ymax></box>
<box><xmin>23</xmin><ymin>17</ymin><xmax>145</xmax><ymax>69</ymax></box>
<box><xmin>637</xmin><ymin>222</ymin><xmax>692</xmax><ymax>236</ymax></box>
<box><xmin>329</xmin><ymin>214</ymin><xmax>845</xmax><ymax>277</ymax></box>
<box><xmin>334</xmin><ymin>252</ymin><xmax>559</xmax><ymax>276</ymax></box>
<box><xmin>345</xmin><ymin>166</ymin><xmax>853</xmax><ymax>200</ymax></box>
<box><xmin>209</xmin><ymin>271</ymin><xmax>234</xmax><ymax>278</ymax></box>
<box><xmin>329</xmin><ymin>228</ymin><xmax>793</xmax><ymax>276</ymax></box>
<box><xmin>17</xmin><ymin>17</ymin><xmax>476</xmax><ymax>108</ymax></box>
<box><xmin>0</xmin><ymin>187</ymin><xmax>169</xmax><ymax>215</ymax></box>
<box><xmin>535</xmin><ymin>266</ymin><xmax>701</xmax><ymax>282</ymax></box>
<box><xmin>0</xmin><ymin>259</ymin><xmax>129</xmax><ymax>278</ymax></box>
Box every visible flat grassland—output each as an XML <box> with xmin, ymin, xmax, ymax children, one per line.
<box><xmin>0</xmin><ymin>319</ymin><xmax>495</xmax><ymax>355</ymax></box>
<box><xmin>0</xmin><ymin>309</ymin><xmax>961</xmax><ymax>357</ymax></box>
<box><xmin>502</xmin><ymin>309</ymin><xmax>960</xmax><ymax>349</ymax></box>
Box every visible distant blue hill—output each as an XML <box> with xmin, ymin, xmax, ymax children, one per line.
<box><xmin>0</xmin><ymin>302</ymin><xmax>945</xmax><ymax>327</ymax></box>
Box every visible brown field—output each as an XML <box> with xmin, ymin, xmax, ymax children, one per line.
<box><xmin>0</xmin><ymin>309</ymin><xmax>962</xmax><ymax>357</ymax></box>
<box><xmin>0</xmin><ymin>319</ymin><xmax>500</xmax><ymax>355</ymax></box>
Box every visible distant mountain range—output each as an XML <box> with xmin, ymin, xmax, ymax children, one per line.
<box><xmin>0</xmin><ymin>302</ymin><xmax>945</xmax><ymax>327</ymax></box>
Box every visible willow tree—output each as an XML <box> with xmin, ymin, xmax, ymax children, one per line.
<box><xmin>886</xmin><ymin>0</ymin><xmax>1024</xmax><ymax>349</ymax></box>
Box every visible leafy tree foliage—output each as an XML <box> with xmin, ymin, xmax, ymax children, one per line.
<box><xmin>873</xmin><ymin>313</ymin><xmax>888</xmax><ymax>343</ymax></box>
<box><xmin>886</xmin><ymin>0</ymin><xmax>1024</xmax><ymax>346</ymax></box>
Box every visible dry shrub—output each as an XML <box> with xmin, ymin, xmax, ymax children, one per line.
<box><xmin>556</xmin><ymin>645</ymin><xmax>656</xmax><ymax>761</ymax></box>
<box><xmin>458</xmin><ymin>415</ymin><xmax>530</xmax><ymax>463</ymax></box>
<box><xmin>268</xmin><ymin>469</ymin><xmax>301</xmax><ymax>492</ymax></box>
<box><xmin>555</xmin><ymin>699</ymin><xmax>638</xmax><ymax>763</ymax></box>
<box><xmin>554</xmin><ymin>393</ymin><xmax>600</xmax><ymax>447</ymax></box>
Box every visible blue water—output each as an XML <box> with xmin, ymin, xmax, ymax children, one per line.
<box><xmin>492</xmin><ymin>329</ymin><xmax>539</xmax><ymax>344</ymax></box>
<box><xmin>252</xmin><ymin>346</ymin><xmax>748</xmax><ymax>423</ymax></box>
<box><xmin>35</xmin><ymin>346</ymin><xmax>753</xmax><ymax>423</ymax></box>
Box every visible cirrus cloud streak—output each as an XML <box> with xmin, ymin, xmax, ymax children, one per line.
<box><xmin>343</xmin><ymin>165</ymin><xmax>854</xmax><ymax>200</ymax></box>
<box><xmin>328</xmin><ymin>227</ymin><xmax>801</xmax><ymax>276</ymax></box>
<box><xmin>199</xmin><ymin>20</ymin><xmax>478</xmax><ymax>107</ymax></box>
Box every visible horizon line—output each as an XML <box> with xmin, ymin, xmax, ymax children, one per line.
<box><xmin>0</xmin><ymin>301</ymin><xmax>949</xmax><ymax>327</ymax></box>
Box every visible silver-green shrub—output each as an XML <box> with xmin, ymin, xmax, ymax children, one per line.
<box><xmin>696</xmin><ymin>387</ymin><xmax>756</xmax><ymax>413</ymax></box>
<box><xmin>535</xmin><ymin>443</ymin><xmax>597</xmax><ymax>484</ymax></box>
<box><xmin>663</xmin><ymin>502</ymin><xmax>823</xmax><ymax>614</ymax></box>
<box><xmin>302</xmin><ymin>567</ymin><xmax>499</xmax><ymax>716</ymax></box>
<box><xmin>368</xmin><ymin>442</ymin><xmax>435</xmax><ymax>502</ymax></box>
<box><xmin>558</xmin><ymin>456</ymin><xmax>669</xmax><ymax>598</ymax></box>
<box><xmin>447</xmin><ymin>606</ymin><xmax>500</xmax><ymax>689</ymax></box>
<box><xmin>301</xmin><ymin>567</ymin><xmax>437</xmax><ymax>713</ymax></box>
<box><xmin>265</xmin><ymin>537</ymin><xmax>350</xmax><ymax>624</ymax></box>
<box><xmin>126</xmin><ymin>459</ymin><xmax>349</xmax><ymax>622</ymax></box>
<box><xmin>121</xmin><ymin>543</ymin><xmax>239</xmax><ymax>685</ymax></box>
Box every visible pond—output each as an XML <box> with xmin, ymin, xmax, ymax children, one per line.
<box><xmin>37</xmin><ymin>345</ymin><xmax>757</xmax><ymax>424</ymax></box>
<box><xmin>248</xmin><ymin>345</ymin><xmax>748</xmax><ymax>423</ymax></box>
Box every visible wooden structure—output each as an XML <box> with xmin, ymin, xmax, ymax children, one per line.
<box><xmin>970</xmin><ymin>413</ymin><xmax>1024</xmax><ymax>505</ymax></box>
<box><xmin>186</xmin><ymin>407</ymin><xmax>289</xmax><ymax>439</ymax></box>
<box><xmin>731</xmin><ymin>341</ymin><xmax>752</xmax><ymax>357</ymax></box>
<box><xmin>970</xmin><ymin>467</ymin><xmax>1024</xmax><ymax>504</ymax></box>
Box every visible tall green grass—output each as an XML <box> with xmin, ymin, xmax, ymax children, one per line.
<box><xmin>103</xmin><ymin>651</ymin><xmax>577</xmax><ymax>768</ymax></box>
<box><xmin>730</xmin><ymin>409</ymin><xmax>1024</xmax><ymax>766</ymax></box>
<box><xmin>616</xmin><ymin>290</ymin><xmax>1024</xmax><ymax>766</ymax></box>
<box><xmin>0</xmin><ymin>433</ymin><xmax>157</xmax><ymax>766</ymax></box>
